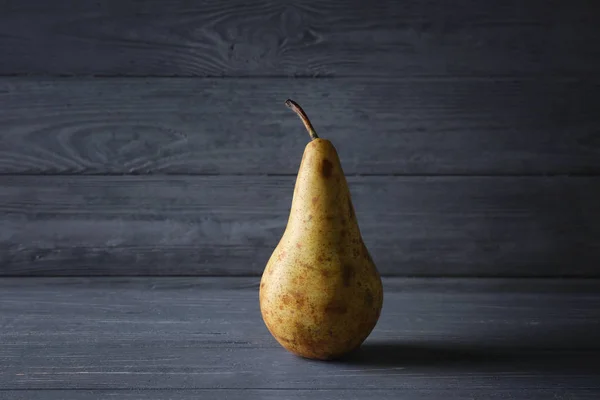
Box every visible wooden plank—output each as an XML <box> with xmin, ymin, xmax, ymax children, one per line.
<box><xmin>1</xmin><ymin>277</ymin><xmax>599</xmax><ymax>392</ymax></box>
<box><xmin>0</xmin><ymin>0</ymin><xmax>599</xmax><ymax>77</ymax></box>
<box><xmin>1</xmin><ymin>77</ymin><xmax>599</xmax><ymax>175</ymax></box>
<box><xmin>1</xmin><ymin>389</ymin><xmax>599</xmax><ymax>400</ymax></box>
<box><xmin>1</xmin><ymin>176</ymin><xmax>599</xmax><ymax>277</ymax></box>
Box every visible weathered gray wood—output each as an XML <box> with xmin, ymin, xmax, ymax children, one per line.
<box><xmin>1</xmin><ymin>389</ymin><xmax>598</xmax><ymax>400</ymax></box>
<box><xmin>1</xmin><ymin>277</ymin><xmax>599</xmax><ymax>393</ymax></box>
<box><xmin>1</xmin><ymin>176</ymin><xmax>599</xmax><ymax>277</ymax></box>
<box><xmin>1</xmin><ymin>0</ymin><xmax>599</xmax><ymax>77</ymax></box>
<box><xmin>1</xmin><ymin>77</ymin><xmax>599</xmax><ymax>175</ymax></box>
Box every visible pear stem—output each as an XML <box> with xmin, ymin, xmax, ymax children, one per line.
<box><xmin>285</xmin><ymin>99</ymin><xmax>319</xmax><ymax>140</ymax></box>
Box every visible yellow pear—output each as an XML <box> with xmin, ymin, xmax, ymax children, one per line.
<box><xmin>259</xmin><ymin>99</ymin><xmax>384</xmax><ymax>360</ymax></box>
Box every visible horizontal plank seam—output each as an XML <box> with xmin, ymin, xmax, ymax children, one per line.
<box><xmin>2</xmin><ymin>276</ymin><xmax>600</xmax><ymax>280</ymax></box>
<box><xmin>1</xmin><ymin>385</ymin><xmax>599</xmax><ymax>391</ymax></box>
<box><xmin>2</xmin><ymin>74</ymin><xmax>600</xmax><ymax>81</ymax></box>
<box><xmin>0</xmin><ymin>172</ymin><xmax>599</xmax><ymax>178</ymax></box>
<box><xmin>2</xmin><ymin>274</ymin><xmax>600</xmax><ymax>279</ymax></box>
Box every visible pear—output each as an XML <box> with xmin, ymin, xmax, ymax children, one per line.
<box><xmin>259</xmin><ymin>99</ymin><xmax>383</xmax><ymax>360</ymax></box>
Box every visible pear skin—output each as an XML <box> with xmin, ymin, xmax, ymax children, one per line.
<box><xmin>259</xmin><ymin>100</ymin><xmax>383</xmax><ymax>360</ymax></box>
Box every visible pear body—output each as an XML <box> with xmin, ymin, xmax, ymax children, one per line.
<box><xmin>259</xmin><ymin>139</ymin><xmax>383</xmax><ymax>360</ymax></box>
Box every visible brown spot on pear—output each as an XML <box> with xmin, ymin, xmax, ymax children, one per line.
<box><xmin>325</xmin><ymin>300</ymin><xmax>348</xmax><ymax>315</ymax></box>
<box><xmin>278</xmin><ymin>251</ymin><xmax>287</xmax><ymax>261</ymax></box>
<box><xmin>300</xmin><ymin>261</ymin><xmax>313</xmax><ymax>271</ymax></box>
<box><xmin>342</xmin><ymin>264</ymin><xmax>354</xmax><ymax>287</ymax></box>
<box><xmin>293</xmin><ymin>292</ymin><xmax>306</xmax><ymax>307</ymax></box>
<box><xmin>321</xmin><ymin>159</ymin><xmax>333</xmax><ymax>178</ymax></box>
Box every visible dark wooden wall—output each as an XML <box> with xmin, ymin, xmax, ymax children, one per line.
<box><xmin>1</xmin><ymin>0</ymin><xmax>599</xmax><ymax>277</ymax></box>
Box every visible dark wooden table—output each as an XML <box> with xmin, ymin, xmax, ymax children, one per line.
<box><xmin>2</xmin><ymin>277</ymin><xmax>599</xmax><ymax>399</ymax></box>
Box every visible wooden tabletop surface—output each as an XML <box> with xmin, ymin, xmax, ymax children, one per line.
<box><xmin>1</xmin><ymin>277</ymin><xmax>599</xmax><ymax>399</ymax></box>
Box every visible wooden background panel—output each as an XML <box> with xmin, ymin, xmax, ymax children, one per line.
<box><xmin>1</xmin><ymin>77</ymin><xmax>599</xmax><ymax>175</ymax></box>
<box><xmin>1</xmin><ymin>176</ymin><xmax>598</xmax><ymax>277</ymax></box>
<box><xmin>1</xmin><ymin>278</ymin><xmax>600</xmax><ymax>391</ymax></box>
<box><xmin>0</xmin><ymin>0</ymin><xmax>599</xmax><ymax>77</ymax></box>
<box><xmin>4</xmin><ymin>391</ymin><xmax>597</xmax><ymax>400</ymax></box>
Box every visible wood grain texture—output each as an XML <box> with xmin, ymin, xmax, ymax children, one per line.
<box><xmin>1</xmin><ymin>277</ymin><xmax>599</xmax><ymax>393</ymax></box>
<box><xmin>1</xmin><ymin>176</ymin><xmax>598</xmax><ymax>277</ymax></box>
<box><xmin>0</xmin><ymin>0</ymin><xmax>599</xmax><ymax>77</ymax></box>
<box><xmin>1</xmin><ymin>77</ymin><xmax>599</xmax><ymax>175</ymax></box>
<box><xmin>2</xmin><ymin>391</ymin><xmax>599</xmax><ymax>400</ymax></box>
